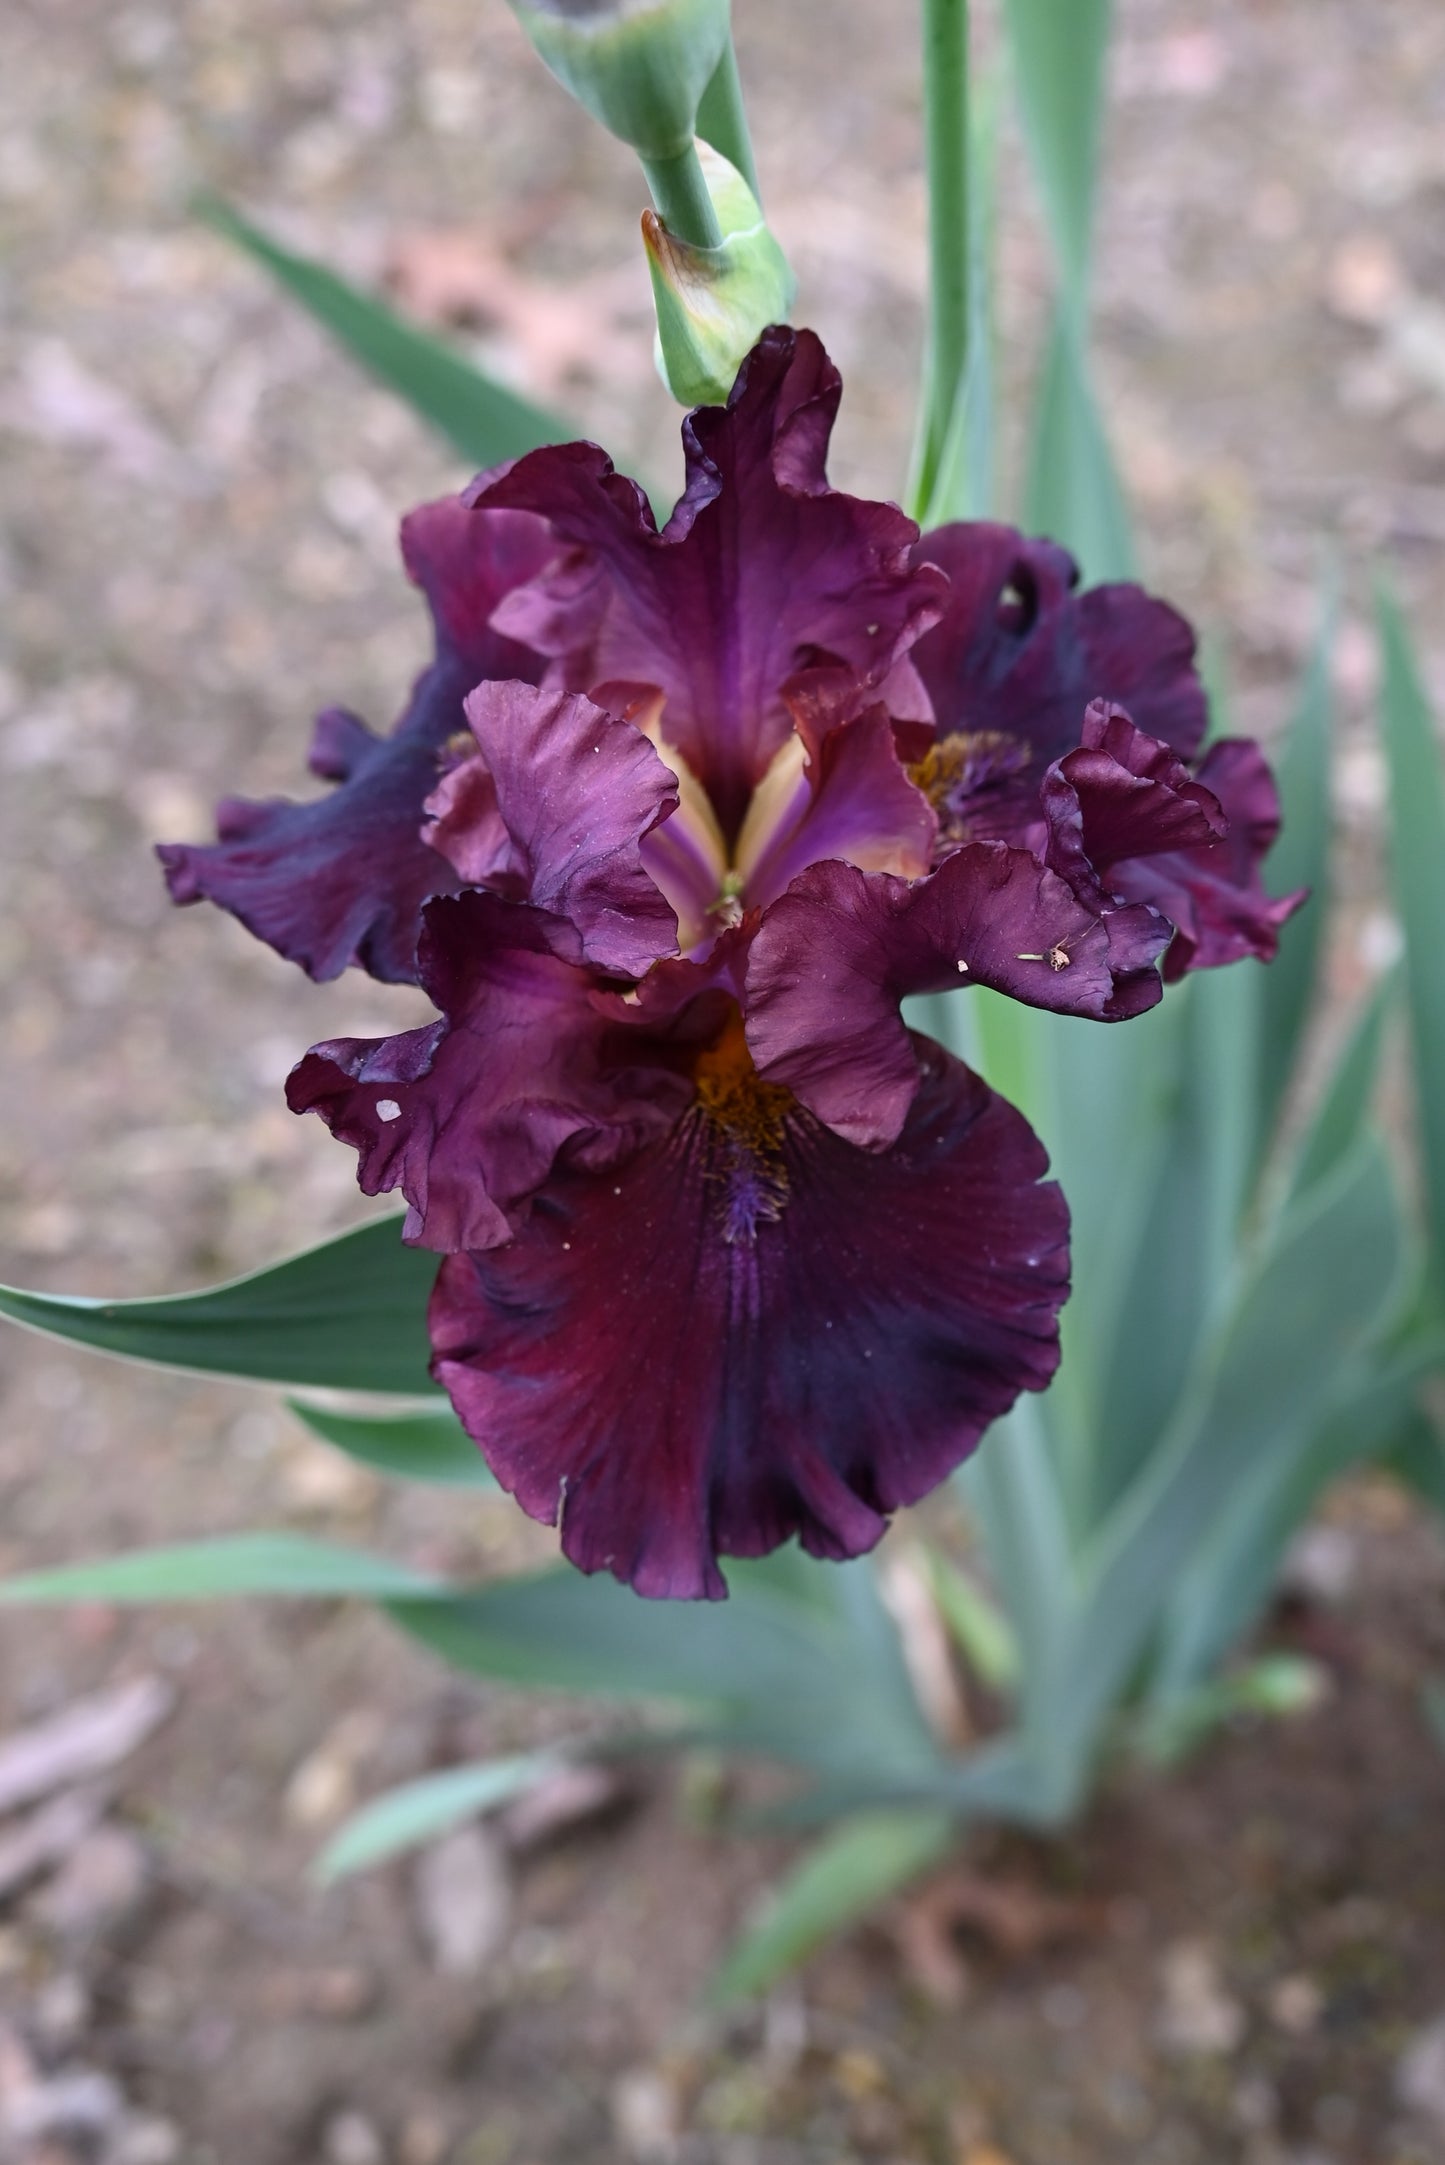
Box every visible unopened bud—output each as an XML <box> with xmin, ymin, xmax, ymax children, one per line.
<box><xmin>644</xmin><ymin>143</ymin><xmax>796</xmax><ymax>406</ymax></box>
<box><xmin>510</xmin><ymin>0</ymin><xmax>731</xmax><ymax>162</ymax></box>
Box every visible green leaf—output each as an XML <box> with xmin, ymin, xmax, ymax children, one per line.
<box><xmin>287</xmin><ymin>1398</ymin><xmax>495</xmax><ymax>1487</ymax></box>
<box><xmin>1153</xmin><ymin>1332</ymin><xmax>1437</xmax><ymax>1698</ymax></box>
<box><xmin>0</xmin><ymin>1217</ymin><xmax>440</xmax><ymax>1395</ymax></box>
<box><xmin>1042</xmin><ymin>1133</ymin><xmax>1407</xmax><ymax>1791</ymax></box>
<box><xmin>1001</xmin><ymin>0</ymin><xmax>1130</xmax><ymax>582</ymax></box>
<box><xmin>197</xmin><ymin>196</ymin><xmax>575</xmax><ymax>469</ymax></box>
<box><xmin>922</xmin><ymin>1547</ymin><xmax>1020</xmax><ymax>1693</ymax></box>
<box><xmin>1021</xmin><ymin>314</ymin><xmax>1135</xmax><ymax>581</ymax></box>
<box><xmin>1389</xmin><ymin>1402</ymin><xmax>1445</xmax><ymax>1514</ymax></box>
<box><xmin>1091</xmin><ymin>973</ymin><xmax>1258</xmax><ymax>1518</ymax></box>
<box><xmin>969</xmin><ymin>988</ymin><xmax>1185</xmax><ymax>1521</ymax></box>
<box><xmin>1284</xmin><ymin>970</ymin><xmax>1395</xmax><ymax>1206</ymax></box>
<box><xmin>1255</xmin><ymin>597</ymin><xmax>1336</xmax><ymax>1163</ymax></box>
<box><xmin>1379</xmin><ymin>583</ymin><xmax>1445</xmax><ymax>1286</ymax></box>
<box><xmin>955</xmin><ymin>1392</ymin><xmax>1072</xmax><ymax>1699</ymax></box>
<box><xmin>318</xmin><ymin>1751</ymin><xmax>563</xmax><ymax>1881</ymax></box>
<box><xmin>389</xmin><ymin>1556</ymin><xmax>940</xmax><ymax>1780</ymax></box>
<box><xmin>0</xmin><ymin>1533</ymin><xmax>440</xmax><ymax>1606</ymax></box>
<box><xmin>708</xmin><ymin>1809</ymin><xmax>954</xmax><ymax>2003</ymax></box>
<box><xmin>1135</xmin><ymin>1654</ymin><xmax>1327</xmax><ymax>1768</ymax></box>
<box><xmin>999</xmin><ymin>0</ymin><xmax>1112</xmax><ymax>296</ymax></box>
<box><xmin>759</xmin><ymin>1730</ymin><xmax>1057</xmax><ymax>1831</ymax></box>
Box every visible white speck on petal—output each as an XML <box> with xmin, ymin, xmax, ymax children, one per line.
<box><xmin>376</xmin><ymin>1098</ymin><xmax>402</xmax><ymax>1123</ymax></box>
<box><xmin>956</xmin><ymin>958</ymin><xmax>969</xmax><ymax>972</ymax></box>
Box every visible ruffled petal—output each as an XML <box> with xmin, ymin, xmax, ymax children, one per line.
<box><xmin>428</xmin><ymin>682</ymin><xmax>680</xmax><ymax>976</ymax></box>
<box><xmin>159</xmin><ymin>497</ymin><xmax>557</xmax><ymax>984</ymax></box>
<box><xmin>286</xmin><ymin>891</ymin><xmax>688</xmax><ymax>1251</ymax></box>
<box><xmin>1104</xmin><ymin>737</ymin><xmax>1308</xmax><ymax>979</ymax></box>
<box><xmin>912</xmin><ymin>522</ymin><xmax>1208</xmax><ymax>783</ymax></box>
<box><xmin>472</xmin><ymin>327</ymin><xmax>947</xmax><ymax>836</ymax></box>
<box><xmin>430</xmin><ymin>1034</ymin><xmax>1068</xmax><ymax>1600</ymax></box>
<box><xmin>746</xmin><ymin>852</ymin><xmax>1166</xmax><ymax>1149</ymax></box>
<box><xmin>1039</xmin><ymin>697</ymin><xmax>1226</xmax><ymax>913</ymax></box>
<box><xmin>159</xmin><ymin>707</ymin><xmax>465</xmax><ymax>984</ymax></box>
<box><xmin>399</xmin><ymin>494</ymin><xmax>556</xmax><ymax>686</ymax></box>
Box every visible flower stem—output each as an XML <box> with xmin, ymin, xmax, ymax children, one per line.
<box><xmin>696</xmin><ymin>37</ymin><xmax>760</xmax><ymax>202</ymax></box>
<box><xmin>640</xmin><ymin>142</ymin><xmax>724</xmax><ymax>250</ymax></box>
<box><xmin>910</xmin><ymin>0</ymin><xmax>970</xmax><ymax>522</ymax></box>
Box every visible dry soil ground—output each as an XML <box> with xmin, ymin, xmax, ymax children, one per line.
<box><xmin>3</xmin><ymin>0</ymin><xmax>1445</xmax><ymax>2160</ymax></box>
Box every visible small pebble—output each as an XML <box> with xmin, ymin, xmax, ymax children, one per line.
<box><xmin>1157</xmin><ymin>1939</ymin><xmax>1246</xmax><ymax>2056</ymax></box>
<box><xmin>413</xmin><ymin>1825</ymin><xmax>512</xmax><ymax>1978</ymax></box>
<box><xmin>31</xmin><ymin>1827</ymin><xmax>150</xmax><ymax>1941</ymax></box>
<box><xmin>610</xmin><ymin>2067</ymin><xmax>681</xmax><ymax>2162</ymax></box>
<box><xmin>1397</xmin><ymin>2011</ymin><xmax>1445</xmax><ymax>2132</ymax></box>
<box><xmin>324</xmin><ymin>2109</ymin><xmax>387</xmax><ymax>2165</ymax></box>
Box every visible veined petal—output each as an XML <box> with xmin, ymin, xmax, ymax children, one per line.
<box><xmin>746</xmin><ymin>852</ymin><xmax>1166</xmax><ymax>1149</ymax></box>
<box><xmin>429</xmin><ymin>682</ymin><xmax>680</xmax><ymax>976</ymax></box>
<box><xmin>286</xmin><ymin>891</ymin><xmax>688</xmax><ymax>1251</ymax></box>
<box><xmin>159</xmin><ymin>496</ymin><xmax>557</xmax><ymax>983</ymax></box>
<box><xmin>912</xmin><ymin>522</ymin><xmax>1207</xmax><ymax>782</ymax></box>
<box><xmin>430</xmin><ymin>1036</ymin><xmax>1068</xmax><ymax>1600</ymax></box>
<box><xmin>472</xmin><ymin>327</ymin><xmax>946</xmax><ymax>837</ymax></box>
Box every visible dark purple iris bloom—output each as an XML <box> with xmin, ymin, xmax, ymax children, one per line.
<box><xmin>162</xmin><ymin>327</ymin><xmax>1302</xmax><ymax>1599</ymax></box>
<box><xmin>158</xmin><ymin>497</ymin><xmax>557</xmax><ymax>982</ymax></box>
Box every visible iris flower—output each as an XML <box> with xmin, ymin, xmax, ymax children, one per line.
<box><xmin>161</xmin><ymin>329</ymin><xmax>1302</xmax><ymax>1599</ymax></box>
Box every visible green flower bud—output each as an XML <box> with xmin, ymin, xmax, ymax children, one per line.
<box><xmin>510</xmin><ymin>0</ymin><xmax>732</xmax><ymax>163</ymax></box>
<box><xmin>644</xmin><ymin>143</ymin><xmax>796</xmax><ymax>406</ymax></box>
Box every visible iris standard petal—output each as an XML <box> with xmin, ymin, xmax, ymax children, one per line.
<box><xmin>910</xmin><ymin>523</ymin><xmax>1208</xmax><ymax>815</ymax></box>
<box><xmin>471</xmin><ymin>326</ymin><xmax>947</xmax><ymax>836</ymax></box>
<box><xmin>430</xmin><ymin>1034</ymin><xmax>1068</xmax><ymax>1600</ymax></box>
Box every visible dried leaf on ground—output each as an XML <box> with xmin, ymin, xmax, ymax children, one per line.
<box><xmin>413</xmin><ymin>1823</ymin><xmax>513</xmax><ymax>1978</ymax></box>
<box><xmin>892</xmin><ymin>1870</ymin><xmax>1110</xmax><ymax>2008</ymax></box>
<box><xmin>383</xmin><ymin>227</ymin><xmax>640</xmax><ymax>399</ymax></box>
<box><xmin>0</xmin><ymin>1789</ymin><xmax>105</xmax><ymax>1903</ymax></box>
<box><xmin>0</xmin><ymin>1679</ymin><xmax>173</xmax><ymax>1818</ymax></box>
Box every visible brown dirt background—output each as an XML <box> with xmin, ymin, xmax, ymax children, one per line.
<box><xmin>3</xmin><ymin>0</ymin><xmax>1445</xmax><ymax>2159</ymax></box>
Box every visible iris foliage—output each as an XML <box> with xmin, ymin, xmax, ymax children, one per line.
<box><xmin>1</xmin><ymin>0</ymin><xmax>1443</xmax><ymax>2000</ymax></box>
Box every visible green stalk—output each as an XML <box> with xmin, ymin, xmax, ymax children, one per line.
<box><xmin>910</xmin><ymin>0</ymin><xmax>970</xmax><ymax>520</ymax></box>
<box><xmin>640</xmin><ymin>141</ymin><xmax>724</xmax><ymax>250</ymax></box>
<box><xmin>696</xmin><ymin>37</ymin><xmax>760</xmax><ymax>200</ymax></box>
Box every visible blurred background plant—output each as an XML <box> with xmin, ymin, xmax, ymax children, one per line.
<box><xmin>2</xmin><ymin>0</ymin><xmax>1445</xmax><ymax>2155</ymax></box>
